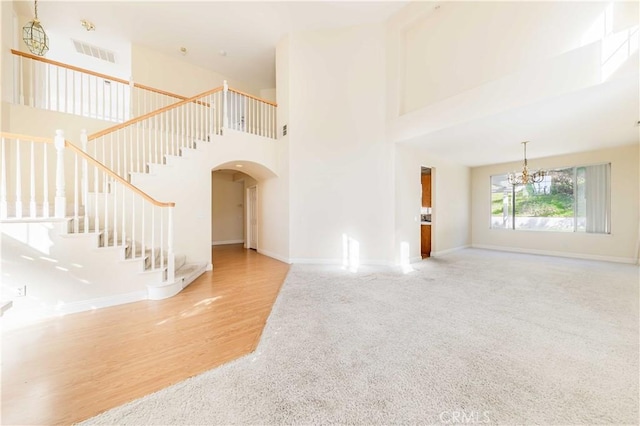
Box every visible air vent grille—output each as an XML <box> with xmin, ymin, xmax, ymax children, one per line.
<box><xmin>72</xmin><ymin>40</ymin><xmax>116</xmax><ymax>63</ymax></box>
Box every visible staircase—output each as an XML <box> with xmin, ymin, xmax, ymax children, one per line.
<box><xmin>0</xmin><ymin>131</ymin><xmax>206</xmax><ymax>325</ymax></box>
<box><xmin>1</xmin><ymin>54</ymin><xmax>278</xmax><ymax>324</ymax></box>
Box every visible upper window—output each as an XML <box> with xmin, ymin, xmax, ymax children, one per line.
<box><xmin>491</xmin><ymin>163</ymin><xmax>611</xmax><ymax>233</ymax></box>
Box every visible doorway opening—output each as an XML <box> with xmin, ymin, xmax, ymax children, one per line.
<box><xmin>211</xmin><ymin>169</ymin><xmax>257</xmax><ymax>252</ymax></box>
<box><xmin>421</xmin><ymin>167</ymin><xmax>433</xmax><ymax>258</ymax></box>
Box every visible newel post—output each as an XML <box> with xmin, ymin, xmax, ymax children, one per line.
<box><xmin>167</xmin><ymin>206</ymin><xmax>175</xmax><ymax>282</ymax></box>
<box><xmin>80</xmin><ymin>129</ymin><xmax>88</xmax><ymax>207</ymax></box>
<box><xmin>222</xmin><ymin>80</ymin><xmax>229</xmax><ymax>129</ymax></box>
<box><xmin>54</xmin><ymin>129</ymin><xmax>66</xmax><ymax>218</ymax></box>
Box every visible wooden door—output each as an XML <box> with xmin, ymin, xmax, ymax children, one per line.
<box><xmin>421</xmin><ymin>174</ymin><xmax>431</xmax><ymax>207</ymax></box>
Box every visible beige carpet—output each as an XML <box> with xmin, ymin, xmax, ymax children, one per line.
<box><xmin>83</xmin><ymin>249</ymin><xmax>639</xmax><ymax>425</ymax></box>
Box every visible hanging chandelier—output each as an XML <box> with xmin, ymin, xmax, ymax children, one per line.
<box><xmin>507</xmin><ymin>141</ymin><xmax>546</xmax><ymax>186</ymax></box>
<box><xmin>22</xmin><ymin>0</ymin><xmax>49</xmax><ymax>56</ymax></box>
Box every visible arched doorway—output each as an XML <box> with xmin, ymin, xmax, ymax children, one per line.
<box><xmin>210</xmin><ymin>161</ymin><xmax>277</xmax><ymax>266</ymax></box>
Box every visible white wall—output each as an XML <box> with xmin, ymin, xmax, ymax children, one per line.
<box><xmin>257</xmin><ymin>35</ymin><xmax>291</xmax><ymax>263</ymax></box>
<box><xmin>394</xmin><ymin>143</ymin><xmax>471</xmax><ymax>263</ymax></box>
<box><xmin>0</xmin><ymin>1</ymin><xmax>15</xmax><ymax>105</ymax></box>
<box><xmin>131</xmin><ymin>44</ymin><xmax>260</xmax><ymax>97</ymax></box>
<box><xmin>399</xmin><ymin>1</ymin><xmax>632</xmax><ymax>114</ymax></box>
<box><xmin>287</xmin><ymin>24</ymin><xmax>394</xmax><ymax>265</ymax></box>
<box><xmin>130</xmin><ymin>130</ymin><xmax>282</xmax><ymax>267</ymax></box>
<box><xmin>42</xmin><ymin>27</ymin><xmax>131</xmax><ymax>82</ymax></box>
<box><xmin>259</xmin><ymin>88</ymin><xmax>276</xmax><ymax>103</ymax></box>
<box><xmin>471</xmin><ymin>144</ymin><xmax>640</xmax><ymax>263</ymax></box>
<box><xmin>211</xmin><ymin>172</ymin><xmax>244</xmax><ymax>244</ymax></box>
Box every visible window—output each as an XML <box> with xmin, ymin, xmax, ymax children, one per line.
<box><xmin>490</xmin><ymin>163</ymin><xmax>611</xmax><ymax>233</ymax></box>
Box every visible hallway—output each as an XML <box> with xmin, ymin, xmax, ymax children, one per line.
<box><xmin>1</xmin><ymin>244</ymin><xmax>290</xmax><ymax>425</ymax></box>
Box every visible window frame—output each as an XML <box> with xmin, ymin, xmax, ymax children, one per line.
<box><xmin>489</xmin><ymin>162</ymin><xmax>611</xmax><ymax>234</ymax></box>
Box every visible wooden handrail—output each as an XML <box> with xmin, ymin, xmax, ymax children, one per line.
<box><xmin>228</xmin><ymin>88</ymin><xmax>278</xmax><ymax>107</ymax></box>
<box><xmin>0</xmin><ymin>132</ymin><xmax>53</xmax><ymax>144</ymax></box>
<box><xmin>0</xmin><ymin>131</ymin><xmax>174</xmax><ymax>207</ymax></box>
<box><xmin>12</xmin><ymin>49</ymin><xmax>277</xmax><ymax>109</ymax></box>
<box><xmin>64</xmin><ymin>140</ymin><xmax>175</xmax><ymax>208</ymax></box>
<box><xmin>11</xmin><ymin>49</ymin><xmax>130</xmax><ymax>85</ymax></box>
<box><xmin>12</xmin><ymin>49</ymin><xmax>188</xmax><ymax>102</ymax></box>
<box><xmin>88</xmin><ymin>86</ymin><xmax>223</xmax><ymax>140</ymax></box>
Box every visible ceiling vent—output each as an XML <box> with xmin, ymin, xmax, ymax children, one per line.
<box><xmin>72</xmin><ymin>40</ymin><xmax>116</xmax><ymax>63</ymax></box>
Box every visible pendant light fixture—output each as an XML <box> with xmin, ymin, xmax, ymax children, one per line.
<box><xmin>507</xmin><ymin>141</ymin><xmax>546</xmax><ymax>186</ymax></box>
<box><xmin>22</xmin><ymin>0</ymin><xmax>49</xmax><ymax>56</ymax></box>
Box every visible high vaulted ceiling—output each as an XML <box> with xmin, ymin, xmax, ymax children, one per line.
<box><xmin>22</xmin><ymin>0</ymin><xmax>408</xmax><ymax>89</ymax></box>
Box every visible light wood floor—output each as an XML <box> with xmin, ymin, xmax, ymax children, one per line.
<box><xmin>1</xmin><ymin>244</ymin><xmax>290</xmax><ymax>425</ymax></box>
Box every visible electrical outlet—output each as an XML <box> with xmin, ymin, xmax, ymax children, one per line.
<box><xmin>16</xmin><ymin>285</ymin><xmax>27</xmax><ymax>297</ymax></box>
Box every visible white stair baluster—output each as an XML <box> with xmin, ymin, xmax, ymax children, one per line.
<box><xmin>100</xmin><ymin>136</ymin><xmax>105</xmax><ymax>170</ymax></box>
<box><xmin>160</xmin><ymin>207</ymin><xmax>164</xmax><ymax>277</ymax></box>
<box><xmin>131</xmin><ymin>191</ymin><xmax>136</xmax><ymax>260</ymax></box>
<box><xmin>193</xmin><ymin>101</ymin><xmax>202</xmax><ymax>140</ymax></box>
<box><xmin>129</xmin><ymin>78</ymin><xmax>135</xmax><ymax>118</ymax></box>
<box><xmin>154</xmin><ymin>115</ymin><xmax>158</xmax><ymax>164</ymax></box>
<box><xmin>46</xmin><ymin>65</ymin><xmax>50</xmax><ymax>110</ymax></box>
<box><xmin>129</xmin><ymin>126</ymin><xmax>133</xmax><ymax>180</ymax></box>
<box><xmin>56</xmin><ymin>67</ymin><xmax>60</xmax><ymax>112</ymax></box>
<box><xmin>171</xmin><ymin>109</ymin><xmax>175</xmax><ymax>155</ymax></box>
<box><xmin>108</xmin><ymin>80</ymin><xmax>113</xmax><ymax>121</ymax></box>
<box><xmin>72</xmin><ymin>70</ymin><xmax>76</xmax><ymax>115</ymax></box>
<box><xmin>80</xmin><ymin>73</ymin><xmax>84</xmax><ymax>117</ymax></box>
<box><xmin>160</xmin><ymin>110</ymin><xmax>164</xmax><ymax>162</ymax></box>
<box><xmin>167</xmin><ymin>206</ymin><xmax>175</xmax><ymax>282</ymax></box>
<box><xmin>180</xmin><ymin>106</ymin><xmax>184</xmax><ymax>151</ymax></box>
<box><xmin>137</xmin><ymin>125</ymin><xmax>142</xmax><ymax>173</ymax></box>
<box><xmin>120</xmin><ymin>130</ymin><xmax>124</xmax><ymax>180</ymax></box>
<box><xmin>186</xmin><ymin>103</ymin><xmax>191</xmax><ymax>148</ymax></box>
<box><xmin>113</xmin><ymin>132</ymin><xmax>117</xmax><ymax>175</ymax></box>
<box><xmin>94</xmin><ymin>163</ymin><xmax>99</xmax><ymax>234</ymax></box>
<box><xmin>101</xmin><ymin>79</ymin><xmax>106</xmax><ymax>120</ymax></box>
<box><xmin>0</xmin><ymin>137</ymin><xmax>7</xmax><ymax>219</ymax></box>
<box><xmin>54</xmin><ymin>130</ymin><xmax>66</xmax><ymax>218</ymax></box>
<box><xmin>115</xmin><ymin>81</ymin><xmax>119</xmax><ymax>121</ymax></box>
<box><xmin>103</xmin><ymin>171</ymin><xmax>109</xmax><ymax>246</ymax></box>
<box><xmin>29</xmin><ymin>59</ymin><xmax>35</xmax><ymax>106</ymax></box>
<box><xmin>64</xmin><ymin>69</ymin><xmax>68</xmax><ymax>114</ymax></box>
<box><xmin>223</xmin><ymin>80</ymin><xmax>229</xmax><ymax>129</ymax></box>
<box><xmin>121</xmin><ymin>181</ymin><xmax>126</xmax><ymax>249</ymax></box>
<box><xmin>73</xmin><ymin>153</ymin><xmax>79</xmax><ymax>232</ymax></box>
<box><xmin>94</xmin><ymin>76</ymin><xmax>98</xmax><ymax>119</ymax></box>
<box><xmin>18</xmin><ymin>56</ymin><xmax>24</xmax><ymax>104</ymax></box>
<box><xmin>151</xmin><ymin>207</ymin><xmax>155</xmax><ymax>269</ymax></box>
<box><xmin>113</xmin><ymin>178</ymin><xmax>118</xmax><ymax>247</ymax></box>
<box><xmin>141</xmin><ymin>201</ymin><xmax>145</xmax><ymax>266</ymax></box>
<box><xmin>29</xmin><ymin>141</ymin><xmax>36</xmax><ymax>218</ymax></box>
<box><xmin>81</xmin><ymin>131</ymin><xmax>88</xmax><ymax>232</ymax></box>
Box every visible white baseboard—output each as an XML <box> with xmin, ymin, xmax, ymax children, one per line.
<box><xmin>55</xmin><ymin>290</ymin><xmax>148</xmax><ymax>316</ymax></box>
<box><xmin>257</xmin><ymin>248</ymin><xmax>292</xmax><ymax>264</ymax></box>
<box><xmin>289</xmin><ymin>258</ymin><xmax>391</xmax><ymax>266</ymax></box>
<box><xmin>212</xmin><ymin>239</ymin><xmax>244</xmax><ymax>246</ymax></box>
<box><xmin>431</xmin><ymin>245</ymin><xmax>471</xmax><ymax>257</ymax></box>
<box><xmin>472</xmin><ymin>244</ymin><xmax>637</xmax><ymax>264</ymax></box>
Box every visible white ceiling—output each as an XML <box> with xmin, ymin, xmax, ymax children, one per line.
<box><xmin>27</xmin><ymin>0</ymin><xmax>409</xmax><ymax>89</ymax></box>
<box><xmin>18</xmin><ymin>1</ymin><xmax>638</xmax><ymax>167</ymax></box>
